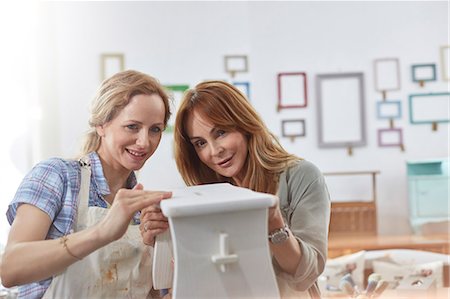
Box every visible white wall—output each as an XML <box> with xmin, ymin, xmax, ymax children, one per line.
<box><xmin>0</xmin><ymin>1</ymin><xmax>41</xmax><ymax>248</ymax></box>
<box><xmin>2</xmin><ymin>1</ymin><xmax>448</xmax><ymax>244</ymax></box>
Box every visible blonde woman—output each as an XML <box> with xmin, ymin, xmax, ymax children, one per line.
<box><xmin>172</xmin><ymin>81</ymin><xmax>330</xmax><ymax>298</ymax></box>
<box><xmin>1</xmin><ymin>70</ymin><xmax>172</xmax><ymax>298</ymax></box>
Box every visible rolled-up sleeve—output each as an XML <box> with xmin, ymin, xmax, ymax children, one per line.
<box><xmin>274</xmin><ymin>160</ymin><xmax>331</xmax><ymax>291</ymax></box>
<box><xmin>6</xmin><ymin>159</ymin><xmax>68</xmax><ymax>228</ymax></box>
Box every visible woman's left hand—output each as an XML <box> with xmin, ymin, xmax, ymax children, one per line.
<box><xmin>140</xmin><ymin>204</ymin><xmax>169</xmax><ymax>246</ymax></box>
<box><xmin>268</xmin><ymin>196</ymin><xmax>285</xmax><ymax>232</ymax></box>
<box><xmin>97</xmin><ymin>184</ymin><xmax>171</xmax><ymax>243</ymax></box>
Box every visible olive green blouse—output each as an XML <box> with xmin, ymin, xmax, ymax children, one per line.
<box><xmin>274</xmin><ymin>159</ymin><xmax>331</xmax><ymax>298</ymax></box>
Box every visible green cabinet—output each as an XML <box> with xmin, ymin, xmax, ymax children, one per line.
<box><xmin>406</xmin><ymin>158</ymin><xmax>449</xmax><ymax>232</ymax></box>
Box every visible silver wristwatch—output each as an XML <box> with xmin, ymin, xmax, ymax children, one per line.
<box><xmin>268</xmin><ymin>225</ymin><xmax>290</xmax><ymax>244</ymax></box>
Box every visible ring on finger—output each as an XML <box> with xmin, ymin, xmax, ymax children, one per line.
<box><xmin>144</xmin><ymin>222</ymin><xmax>149</xmax><ymax>232</ymax></box>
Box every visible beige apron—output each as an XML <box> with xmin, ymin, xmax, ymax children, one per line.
<box><xmin>43</xmin><ymin>159</ymin><xmax>153</xmax><ymax>299</ymax></box>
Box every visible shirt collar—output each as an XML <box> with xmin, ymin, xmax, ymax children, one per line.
<box><xmin>87</xmin><ymin>152</ymin><xmax>137</xmax><ymax>196</ymax></box>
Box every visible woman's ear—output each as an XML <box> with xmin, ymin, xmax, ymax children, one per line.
<box><xmin>96</xmin><ymin>125</ymin><xmax>105</xmax><ymax>137</ymax></box>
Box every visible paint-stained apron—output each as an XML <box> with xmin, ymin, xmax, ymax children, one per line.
<box><xmin>43</xmin><ymin>158</ymin><xmax>153</xmax><ymax>298</ymax></box>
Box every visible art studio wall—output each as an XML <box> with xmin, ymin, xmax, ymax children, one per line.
<box><xmin>1</xmin><ymin>1</ymin><xmax>448</xmax><ymax>244</ymax></box>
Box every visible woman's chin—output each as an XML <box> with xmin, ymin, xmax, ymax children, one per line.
<box><xmin>125</xmin><ymin>158</ymin><xmax>148</xmax><ymax>171</ymax></box>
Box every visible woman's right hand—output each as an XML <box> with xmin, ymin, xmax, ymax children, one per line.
<box><xmin>140</xmin><ymin>203</ymin><xmax>170</xmax><ymax>246</ymax></box>
<box><xmin>98</xmin><ymin>183</ymin><xmax>171</xmax><ymax>243</ymax></box>
<box><xmin>1</xmin><ymin>184</ymin><xmax>171</xmax><ymax>287</ymax></box>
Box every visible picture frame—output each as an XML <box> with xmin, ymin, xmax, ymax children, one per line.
<box><xmin>409</xmin><ymin>92</ymin><xmax>449</xmax><ymax>130</ymax></box>
<box><xmin>164</xmin><ymin>84</ymin><xmax>190</xmax><ymax>133</ymax></box>
<box><xmin>277</xmin><ymin>72</ymin><xmax>308</xmax><ymax>110</ymax></box>
<box><xmin>411</xmin><ymin>64</ymin><xmax>437</xmax><ymax>84</ymax></box>
<box><xmin>281</xmin><ymin>119</ymin><xmax>306</xmax><ymax>139</ymax></box>
<box><xmin>377</xmin><ymin>128</ymin><xmax>404</xmax><ymax>148</ymax></box>
<box><xmin>376</xmin><ymin>100</ymin><xmax>402</xmax><ymax>120</ymax></box>
<box><xmin>224</xmin><ymin>55</ymin><xmax>248</xmax><ymax>77</ymax></box>
<box><xmin>232</xmin><ymin>81</ymin><xmax>251</xmax><ymax>100</ymax></box>
<box><xmin>316</xmin><ymin>72</ymin><xmax>367</xmax><ymax>153</ymax></box>
<box><xmin>373</xmin><ymin>58</ymin><xmax>401</xmax><ymax>95</ymax></box>
<box><xmin>439</xmin><ymin>45</ymin><xmax>450</xmax><ymax>81</ymax></box>
<box><xmin>100</xmin><ymin>53</ymin><xmax>125</xmax><ymax>81</ymax></box>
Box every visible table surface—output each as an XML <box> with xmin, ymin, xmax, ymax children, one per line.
<box><xmin>328</xmin><ymin>234</ymin><xmax>450</xmax><ymax>254</ymax></box>
<box><xmin>323</xmin><ymin>287</ymin><xmax>450</xmax><ymax>299</ymax></box>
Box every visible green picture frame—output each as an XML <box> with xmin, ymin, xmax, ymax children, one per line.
<box><xmin>164</xmin><ymin>84</ymin><xmax>190</xmax><ymax>133</ymax></box>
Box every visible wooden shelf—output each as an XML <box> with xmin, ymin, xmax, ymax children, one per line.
<box><xmin>324</xmin><ymin>171</ymin><xmax>380</xmax><ymax>237</ymax></box>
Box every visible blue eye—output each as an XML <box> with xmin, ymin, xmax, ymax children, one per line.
<box><xmin>126</xmin><ymin>124</ymin><xmax>139</xmax><ymax>130</ymax></box>
<box><xmin>150</xmin><ymin>126</ymin><xmax>164</xmax><ymax>134</ymax></box>
<box><xmin>150</xmin><ymin>126</ymin><xmax>162</xmax><ymax>134</ymax></box>
<box><xmin>216</xmin><ymin>129</ymin><xmax>226</xmax><ymax>137</ymax></box>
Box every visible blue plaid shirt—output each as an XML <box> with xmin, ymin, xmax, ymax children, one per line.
<box><xmin>6</xmin><ymin>152</ymin><xmax>138</xmax><ymax>299</ymax></box>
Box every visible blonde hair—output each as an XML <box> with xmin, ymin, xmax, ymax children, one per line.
<box><xmin>80</xmin><ymin>70</ymin><xmax>171</xmax><ymax>156</ymax></box>
<box><xmin>174</xmin><ymin>80</ymin><xmax>300</xmax><ymax>195</ymax></box>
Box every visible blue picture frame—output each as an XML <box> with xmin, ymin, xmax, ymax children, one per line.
<box><xmin>376</xmin><ymin>100</ymin><xmax>402</xmax><ymax>120</ymax></box>
<box><xmin>232</xmin><ymin>81</ymin><xmax>251</xmax><ymax>100</ymax></box>
<box><xmin>408</xmin><ymin>92</ymin><xmax>450</xmax><ymax>124</ymax></box>
<box><xmin>411</xmin><ymin>63</ymin><xmax>437</xmax><ymax>83</ymax></box>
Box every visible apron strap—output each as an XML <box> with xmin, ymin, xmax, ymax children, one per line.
<box><xmin>75</xmin><ymin>156</ymin><xmax>91</xmax><ymax>231</ymax></box>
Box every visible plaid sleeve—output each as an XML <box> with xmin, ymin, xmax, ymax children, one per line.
<box><xmin>6</xmin><ymin>158</ymin><xmax>68</xmax><ymax>225</ymax></box>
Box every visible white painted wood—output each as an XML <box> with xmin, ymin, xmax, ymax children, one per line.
<box><xmin>153</xmin><ymin>183</ymin><xmax>280</xmax><ymax>299</ymax></box>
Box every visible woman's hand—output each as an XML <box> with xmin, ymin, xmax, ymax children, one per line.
<box><xmin>268</xmin><ymin>196</ymin><xmax>285</xmax><ymax>232</ymax></box>
<box><xmin>140</xmin><ymin>203</ymin><xmax>169</xmax><ymax>246</ymax></box>
<box><xmin>267</xmin><ymin>196</ymin><xmax>301</xmax><ymax>275</ymax></box>
<box><xmin>97</xmin><ymin>183</ymin><xmax>172</xmax><ymax>243</ymax></box>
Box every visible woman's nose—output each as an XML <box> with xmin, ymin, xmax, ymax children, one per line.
<box><xmin>136</xmin><ymin>131</ymin><xmax>150</xmax><ymax>148</ymax></box>
<box><xmin>210</xmin><ymin>141</ymin><xmax>224</xmax><ymax>156</ymax></box>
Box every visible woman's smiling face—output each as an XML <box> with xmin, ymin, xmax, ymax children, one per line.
<box><xmin>186</xmin><ymin>109</ymin><xmax>248</xmax><ymax>186</ymax></box>
<box><xmin>96</xmin><ymin>93</ymin><xmax>166</xmax><ymax>172</ymax></box>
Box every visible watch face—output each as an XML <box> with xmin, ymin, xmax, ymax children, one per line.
<box><xmin>271</xmin><ymin>230</ymin><xmax>289</xmax><ymax>244</ymax></box>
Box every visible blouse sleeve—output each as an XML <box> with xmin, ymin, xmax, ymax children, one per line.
<box><xmin>6</xmin><ymin>158</ymin><xmax>69</xmax><ymax>227</ymax></box>
<box><xmin>273</xmin><ymin>160</ymin><xmax>331</xmax><ymax>291</ymax></box>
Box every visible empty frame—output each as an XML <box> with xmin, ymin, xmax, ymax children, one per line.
<box><xmin>373</xmin><ymin>58</ymin><xmax>401</xmax><ymax>93</ymax></box>
<box><xmin>411</xmin><ymin>64</ymin><xmax>437</xmax><ymax>84</ymax></box>
<box><xmin>232</xmin><ymin>81</ymin><xmax>251</xmax><ymax>100</ymax></box>
<box><xmin>377</xmin><ymin>128</ymin><xmax>403</xmax><ymax>148</ymax></box>
<box><xmin>316</xmin><ymin>73</ymin><xmax>367</xmax><ymax>149</ymax></box>
<box><xmin>281</xmin><ymin>119</ymin><xmax>306</xmax><ymax>139</ymax></box>
<box><xmin>164</xmin><ymin>84</ymin><xmax>190</xmax><ymax>132</ymax></box>
<box><xmin>440</xmin><ymin>45</ymin><xmax>450</xmax><ymax>81</ymax></box>
<box><xmin>408</xmin><ymin>93</ymin><xmax>450</xmax><ymax>127</ymax></box>
<box><xmin>277</xmin><ymin>72</ymin><xmax>308</xmax><ymax>110</ymax></box>
<box><xmin>100</xmin><ymin>53</ymin><xmax>125</xmax><ymax>81</ymax></box>
<box><xmin>376</xmin><ymin>100</ymin><xmax>402</xmax><ymax>120</ymax></box>
<box><xmin>224</xmin><ymin>55</ymin><xmax>248</xmax><ymax>77</ymax></box>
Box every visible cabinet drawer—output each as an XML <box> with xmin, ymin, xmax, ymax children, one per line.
<box><xmin>410</xmin><ymin>177</ymin><xmax>449</xmax><ymax>217</ymax></box>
